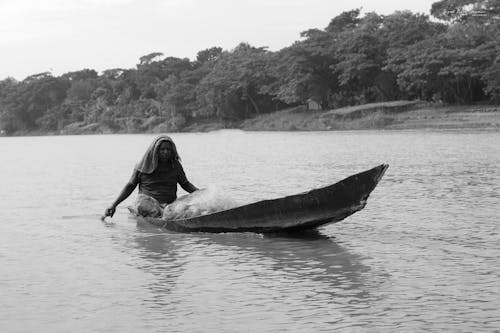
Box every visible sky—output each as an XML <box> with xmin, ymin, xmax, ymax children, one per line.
<box><xmin>1</xmin><ymin>0</ymin><xmax>438</xmax><ymax>81</ymax></box>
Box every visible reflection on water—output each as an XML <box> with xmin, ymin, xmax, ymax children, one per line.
<box><xmin>127</xmin><ymin>220</ymin><xmax>380</xmax><ymax>331</ymax></box>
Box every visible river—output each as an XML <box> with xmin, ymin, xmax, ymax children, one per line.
<box><xmin>1</xmin><ymin>130</ymin><xmax>499</xmax><ymax>332</ymax></box>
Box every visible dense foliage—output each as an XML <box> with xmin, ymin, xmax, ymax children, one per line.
<box><xmin>1</xmin><ymin>0</ymin><xmax>499</xmax><ymax>134</ymax></box>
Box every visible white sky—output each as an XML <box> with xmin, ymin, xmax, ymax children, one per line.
<box><xmin>0</xmin><ymin>0</ymin><xmax>437</xmax><ymax>81</ymax></box>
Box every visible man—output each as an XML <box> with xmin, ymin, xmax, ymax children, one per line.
<box><xmin>103</xmin><ymin>135</ymin><xmax>198</xmax><ymax>218</ymax></box>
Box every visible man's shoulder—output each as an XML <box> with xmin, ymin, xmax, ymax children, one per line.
<box><xmin>173</xmin><ymin>160</ymin><xmax>184</xmax><ymax>169</ymax></box>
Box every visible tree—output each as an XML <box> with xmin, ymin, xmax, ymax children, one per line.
<box><xmin>481</xmin><ymin>36</ymin><xmax>500</xmax><ymax>101</ymax></box>
<box><xmin>264</xmin><ymin>27</ymin><xmax>339</xmax><ymax>109</ymax></box>
<box><xmin>196</xmin><ymin>47</ymin><xmax>223</xmax><ymax>64</ymax></box>
<box><xmin>381</xmin><ymin>11</ymin><xmax>446</xmax><ymax>48</ymax></box>
<box><xmin>325</xmin><ymin>8</ymin><xmax>362</xmax><ymax>34</ymax></box>
<box><xmin>431</xmin><ymin>0</ymin><xmax>500</xmax><ymax>23</ymax></box>
<box><xmin>133</xmin><ymin>56</ymin><xmax>193</xmax><ymax>99</ymax></box>
<box><xmin>0</xmin><ymin>74</ymin><xmax>69</xmax><ymax>131</ymax></box>
<box><xmin>139</xmin><ymin>52</ymin><xmax>164</xmax><ymax>66</ymax></box>
<box><xmin>197</xmin><ymin>43</ymin><xmax>275</xmax><ymax>119</ymax></box>
<box><xmin>331</xmin><ymin>12</ymin><xmax>388</xmax><ymax>103</ymax></box>
<box><xmin>61</xmin><ymin>69</ymin><xmax>98</xmax><ymax>81</ymax></box>
<box><xmin>155</xmin><ymin>74</ymin><xmax>197</xmax><ymax>118</ymax></box>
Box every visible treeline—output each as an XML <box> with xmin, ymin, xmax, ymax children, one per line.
<box><xmin>1</xmin><ymin>0</ymin><xmax>499</xmax><ymax>135</ymax></box>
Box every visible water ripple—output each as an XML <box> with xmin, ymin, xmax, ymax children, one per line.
<box><xmin>1</xmin><ymin>131</ymin><xmax>499</xmax><ymax>332</ymax></box>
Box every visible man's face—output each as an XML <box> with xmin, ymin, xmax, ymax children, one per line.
<box><xmin>158</xmin><ymin>141</ymin><xmax>173</xmax><ymax>161</ymax></box>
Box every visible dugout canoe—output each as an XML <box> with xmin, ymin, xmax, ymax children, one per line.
<box><xmin>130</xmin><ymin>164</ymin><xmax>388</xmax><ymax>233</ymax></box>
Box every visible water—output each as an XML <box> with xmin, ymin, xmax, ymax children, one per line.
<box><xmin>1</xmin><ymin>130</ymin><xmax>499</xmax><ymax>332</ymax></box>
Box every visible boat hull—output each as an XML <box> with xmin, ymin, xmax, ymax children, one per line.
<box><xmin>131</xmin><ymin>164</ymin><xmax>388</xmax><ymax>233</ymax></box>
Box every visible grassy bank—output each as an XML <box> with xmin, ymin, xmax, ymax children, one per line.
<box><xmin>238</xmin><ymin>102</ymin><xmax>500</xmax><ymax>132</ymax></box>
<box><xmin>3</xmin><ymin>101</ymin><xmax>500</xmax><ymax>136</ymax></box>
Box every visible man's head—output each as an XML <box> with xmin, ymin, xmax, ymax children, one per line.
<box><xmin>158</xmin><ymin>140</ymin><xmax>173</xmax><ymax>162</ymax></box>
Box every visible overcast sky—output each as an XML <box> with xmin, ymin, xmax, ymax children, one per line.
<box><xmin>1</xmin><ymin>0</ymin><xmax>437</xmax><ymax>81</ymax></box>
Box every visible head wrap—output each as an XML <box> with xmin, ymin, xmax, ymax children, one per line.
<box><xmin>135</xmin><ymin>135</ymin><xmax>181</xmax><ymax>174</ymax></box>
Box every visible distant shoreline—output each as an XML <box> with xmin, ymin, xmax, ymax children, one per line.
<box><xmin>3</xmin><ymin>102</ymin><xmax>500</xmax><ymax>137</ymax></box>
<box><xmin>235</xmin><ymin>102</ymin><xmax>500</xmax><ymax>132</ymax></box>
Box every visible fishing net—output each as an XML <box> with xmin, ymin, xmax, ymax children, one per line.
<box><xmin>134</xmin><ymin>193</ymin><xmax>163</xmax><ymax>217</ymax></box>
<box><xmin>162</xmin><ymin>187</ymin><xmax>238</xmax><ymax>220</ymax></box>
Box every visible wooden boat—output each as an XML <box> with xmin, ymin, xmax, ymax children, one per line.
<box><xmin>130</xmin><ymin>164</ymin><xmax>388</xmax><ymax>233</ymax></box>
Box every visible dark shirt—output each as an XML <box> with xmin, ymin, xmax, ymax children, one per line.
<box><xmin>129</xmin><ymin>160</ymin><xmax>191</xmax><ymax>204</ymax></box>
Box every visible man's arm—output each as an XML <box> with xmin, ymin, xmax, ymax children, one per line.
<box><xmin>104</xmin><ymin>182</ymin><xmax>137</xmax><ymax>218</ymax></box>
<box><xmin>177</xmin><ymin>162</ymin><xmax>198</xmax><ymax>193</ymax></box>
<box><xmin>180</xmin><ymin>181</ymin><xmax>198</xmax><ymax>193</ymax></box>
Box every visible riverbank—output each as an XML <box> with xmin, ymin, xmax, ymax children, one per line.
<box><xmin>3</xmin><ymin>101</ymin><xmax>500</xmax><ymax>136</ymax></box>
<box><xmin>186</xmin><ymin>101</ymin><xmax>500</xmax><ymax>132</ymax></box>
<box><xmin>239</xmin><ymin>102</ymin><xmax>500</xmax><ymax>131</ymax></box>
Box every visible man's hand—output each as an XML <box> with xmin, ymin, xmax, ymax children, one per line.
<box><xmin>103</xmin><ymin>206</ymin><xmax>116</xmax><ymax>219</ymax></box>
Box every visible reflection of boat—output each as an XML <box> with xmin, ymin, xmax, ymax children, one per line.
<box><xmin>131</xmin><ymin>224</ymin><xmax>373</xmax><ymax>309</ymax></box>
<box><xmin>130</xmin><ymin>164</ymin><xmax>388</xmax><ymax>233</ymax></box>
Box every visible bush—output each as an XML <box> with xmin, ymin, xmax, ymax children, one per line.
<box><xmin>152</xmin><ymin>114</ymin><xmax>187</xmax><ymax>132</ymax></box>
